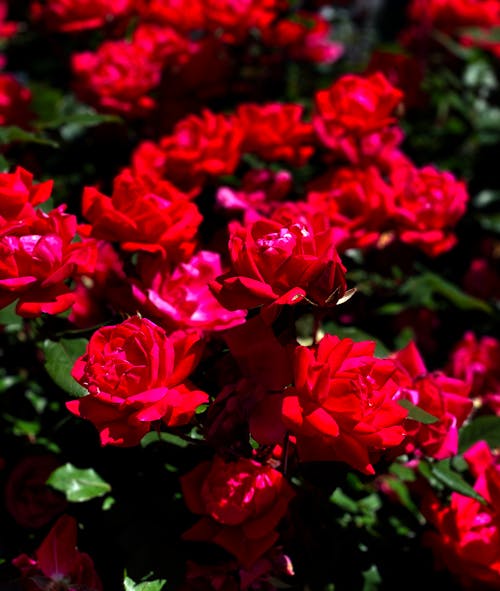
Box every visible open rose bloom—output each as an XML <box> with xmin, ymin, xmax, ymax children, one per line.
<box><xmin>67</xmin><ymin>316</ymin><xmax>208</xmax><ymax>446</ymax></box>
<box><xmin>210</xmin><ymin>217</ymin><xmax>347</xmax><ymax>312</ymax></box>
<box><xmin>181</xmin><ymin>456</ymin><xmax>295</xmax><ymax>568</ymax></box>
<box><xmin>422</xmin><ymin>441</ymin><xmax>500</xmax><ymax>589</ymax></box>
<box><xmin>282</xmin><ymin>335</ymin><xmax>409</xmax><ymax>474</ymax></box>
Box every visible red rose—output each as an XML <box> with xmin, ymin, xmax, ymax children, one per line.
<box><xmin>237</xmin><ymin>103</ymin><xmax>314</xmax><ymax>166</ymax></box>
<box><xmin>393</xmin><ymin>341</ymin><xmax>473</xmax><ymax>460</ymax></box>
<box><xmin>72</xmin><ymin>38</ymin><xmax>162</xmax><ymax>117</ymax></box>
<box><xmin>0</xmin><ymin>167</ymin><xmax>53</xmax><ymax>222</ymax></box>
<box><xmin>30</xmin><ymin>0</ymin><xmax>134</xmax><ymax>32</ymax></box>
<box><xmin>82</xmin><ymin>168</ymin><xmax>201</xmax><ymax>259</ymax></box>
<box><xmin>0</xmin><ymin>74</ymin><xmax>34</xmax><ymax>128</ymax></box>
<box><xmin>391</xmin><ymin>163</ymin><xmax>469</xmax><ymax>256</ymax></box>
<box><xmin>422</xmin><ymin>440</ymin><xmax>500</xmax><ymax>589</ymax></box>
<box><xmin>307</xmin><ymin>166</ymin><xmax>395</xmax><ymax>251</ymax></box>
<box><xmin>5</xmin><ymin>455</ymin><xmax>66</xmax><ymax>529</ymax></box>
<box><xmin>0</xmin><ymin>205</ymin><xmax>96</xmax><ymax>317</ymax></box>
<box><xmin>210</xmin><ymin>216</ymin><xmax>347</xmax><ymax>311</ymax></box>
<box><xmin>408</xmin><ymin>0</ymin><xmax>500</xmax><ymax>32</ymax></box>
<box><xmin>13</xmin><ymin>515</ymin><xmax>102</xmax><ymax>591</ymax></box>
<box><xmin>446</xmin><ymin>331</ymin><xmax>500</xmax><ymax>414</ymax></box>
<box><xmin>313</xmin><ymin>72</ymin><xmax>403</xmax><ymax>163</ymax></box>
<box><xmin>181</xmin><ymin>456</ymin><xmax>294</xmax><ymax>567</ymax></box>
<box><xmin>67</xmin><ymin>316</ymin><xmax>208</xmax><ymax>446</ymax></box>
<box><xmin>282</xmin><ymin>335</ymin><xmax>408</xmax><ymax>474</ymax></box>
<box><xmin>159</xmin><ymin>110</ymin><xmax>244</xmax><ymax>195</ymax></box>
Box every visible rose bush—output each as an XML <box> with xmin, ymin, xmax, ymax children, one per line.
<box><xmin>0</xmin><ymin>1</ymin><xmax>499</xmax><ymax>590</ymax></box>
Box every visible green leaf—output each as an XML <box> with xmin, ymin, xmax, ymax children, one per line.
<box><xmin>124</xmin><ymin>575</ymin><xmax>167</xmax><ymax>591</ymax></box>
<box><xmin>0</xmin><ymin>154</ymin><xmax>9</xmax><ymax>172</ymax></box>
<box><xmin>362</xmin><ymin>565</ymin><xmax>381</xmax><ymax>591</ymax></box>
<box><xmin>459</xmin><ymin>416</ymin><xmax>500</xmax><ymax>453</ymax></box>
<box><xmin>430</xmin><ymin>459</ymin><xmax>487</xmax><ymax>505</ymax></box>
<box><xmin>476</xmin><ymin>212</ymin><xmax>500</xmax><ymax>234</ymax></box>
<box><xmin>41</xmin><ymin>111</ymin><xmax>121</xmax><ymax>131</ymax></box>
<box><xmin>400</xmin><ymin>271</ymin><xmax>493</xmax><ymax>315</ymax></box>
<box><xmin>397</xmin><ymin>400</ymin><xmax>439</xmax><ymax>424</ymax></box>
<box><xmin>0</xmin><ymin>301</ymin><xmax>23</xmax><ymax>331</ymax></box>
<box><xmin>42</xmin><ymin>338</ymin><xmax>88</xmax><ymax>398</ymax></box>
<box><xmin>0</xmin><ymin>126</ymin><xmax>59</xmax><ymax>148</ymax></box>
<box><xmin>140</xmin><ymin>431</ymin><xmax>192</xmax><ymax>448</ymax></box>
<box><xmin>330</xmin><ymin>488</ymin><xmax>358</xmax><ymax>513</ymax></box>
<box><xmin>47</xmin><ymin>463</ymin><xmax>111</xmax><ymax>502</ymax></box>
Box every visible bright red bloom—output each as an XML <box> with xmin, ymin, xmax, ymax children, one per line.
<box><xmin>446</xmin><ymin>331</ymin><xmax>500</xmax><ymax>414</ymax></box>
<box><xmin>132</xmin><ymin>250</ymin><xmax>246</xmax><ymax>332</ymax></box>
<box><xmin>282</xmin><ymin>335</ymin><xmax>408</xmax><ymax>474</ymax></box>
<box><xmin>391</xmin><ymin>163</ymin><xmax>469</xmax><ymax>256</ymax></box>
<box><xmin>159</xmin><ymin>110</ymin><xmax>244</xmax><ymax>195</ymax></box>
<box><xmin>422</xmin><ymin>440</ymin><xmax>500</xmax><ymax>589</ymax></box>
<box><xmin>72</xmin><ymin>38</ymin><xmax>162</xmax><ymax>116</ymax></box>
<box><xmin>30</xmin><ymin>0</ymin><xmax>134</xmax><ymax>32</ymax></box>
<box><xmin>82</xmin><ymin>168</ymin><xmax>201</xmax><ymax>260</ymax></box>
<box><xmin>313</xmin><ymin>72</ymin><xmax>404</xmax><ymax>164</ymax></box>
<box><xmin>13</xmin><ymin>515</ymin><xmax>102</xmax><ymax>590</ymax></box>
<box><xmin>0</xmin><ymin>206</ymin><xmax>96</xmax><ymax>317</ymax></box>
<box><xmin>306</xmin><ymin>166</ymin><xmax>395</xmax><ymax>251</ymax></box>
<box><xmin>237</xmin><ymin>103</ymin><xmax>314</xmax><ymax>166</ymax></box>
<box><xmin>181</xmin><ymin>456</ymin><xmax>294</xmax><ymax>567</ymax></box>
<box><xmin>393</xmin><ymin>341</ymin><xmax>473</xmax><ymax>460</ymax></box>
<box><xmin>67</xmin><ymin>316</ymin><xmax>207</xmax><ymax>446</ymax></box>
<box><xmin>0</xmin><ymin>167</ymin><xmax>53</xmax><ymax>222</ymax></box>
<box><xmin>5</xmin><ymin>455</ymin><xmax>66</xmax><ymax>529</ymax></box>
<box><xmin>210</xmin><ymin>216</ymin><xmax>347</xmax><ymax>311</ymax></box>
<box><xmin>0</xmin><ymin>74</ymin><xmax>34</xmax><ymax>128</ymax></box>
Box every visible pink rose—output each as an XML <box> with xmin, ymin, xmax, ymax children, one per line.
<box><xmin>132</xmin><ymin>250</ymin><xmax>246</xmax><ymax>332</ymax></box>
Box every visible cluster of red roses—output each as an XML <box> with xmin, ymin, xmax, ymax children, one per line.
<box><xmin>1</xmin><ymin>1</ymin><xmax>500</xmax><ymax>590</ymax></box>
<box><xmin>28</xmin><ymin>0</ymin><xmax>342</xmax><ymax>119</ymax></box>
